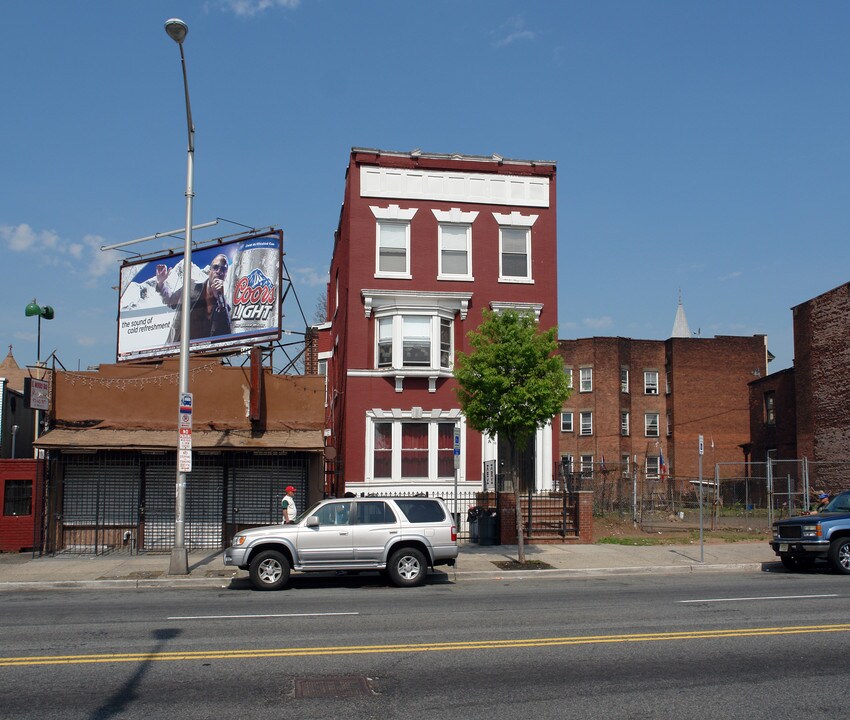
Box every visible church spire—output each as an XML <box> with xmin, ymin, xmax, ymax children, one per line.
<box><xmin>671</xmin><ymin>290</ymin><xmax>691</xmax><ymax>338</ymax></box>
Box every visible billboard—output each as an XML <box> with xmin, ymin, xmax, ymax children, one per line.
<box><xmin>117</xmin><ymin>230</ymin><xmax>282</xmax><ymax>362</ymax></box>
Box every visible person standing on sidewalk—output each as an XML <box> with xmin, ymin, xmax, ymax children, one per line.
<box><xmin>281</xmin><ymin>485</ymin><xmax>298</xmax><ymax>524</ymax></box>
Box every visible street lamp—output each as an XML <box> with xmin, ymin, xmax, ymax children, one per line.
<box><xmin>165</xmin><ymin>17</ymin><xmax>194</xmax><ymax>576</ymax></box>
<box><xmin>24</xmin><ymin>300</ymin><xmax>55</xmax><ymax>364</ymax></box>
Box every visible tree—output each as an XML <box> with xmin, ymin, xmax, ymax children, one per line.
<box><xmin>453</xmin><ymin>309</ymin><xmax>571</xmax><ymax>562</ymax></box>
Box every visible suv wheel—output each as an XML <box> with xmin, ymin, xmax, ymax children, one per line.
<box><xmin>388</xmin><ymin>547</ymin><xmax>427</xmax><ymax>588</ymax></box>
<box><xmin>828</xmin><ymin>537</ymin><xmax>850</xmax><ymax>575</ymax></box>
<box><xmin>249</xmin><ymin>550</ymin><xmax>291</xmax><ymax>590</ymax></box>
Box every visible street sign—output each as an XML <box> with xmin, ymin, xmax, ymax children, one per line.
<box><xmin>178</xmin><ymin>448</ymin><xmax>192</xmax><ymax>473</ymax></box>
<box><xmin>484</xmin><ymin>459</ymin><xmax>496</xmax><ymax>491</ymax></box>
<box><xmin>698</xmin><ymin>434</ymin><xmax>704</xmax><ymax>456</ymax></box>
<box><xmin>453</xmin><ymin>426</ymin><xmax>461</xmax><ymax>469</ymax></box>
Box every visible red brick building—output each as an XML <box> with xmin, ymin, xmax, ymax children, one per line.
<box><xmin>557</xmin><ymin>333</ymin><xmax>769</xmax><ymax>483</ymax></box>
<box><xmin>748</xmin><ymin>282</ymin><xmax>850</xmax><ymax>491</ymax></box>
<box><xmin>318</xmin><ymin>148</ymin><xmax>558</xmax><ymax>495</ymax></box>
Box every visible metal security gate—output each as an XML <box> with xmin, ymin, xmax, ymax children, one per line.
<box><xmin>54</xmin><ymin>450</ymin><xmax>311</xmax><ymax>554</ymax></box>
<box><xmin>61</xmin><ymin>455</ymin><xmax>140</xmax><ymax>554</ymax></box>
<box><xmin>225</xmin><ymin>454</ymin><xmax>308</xmax><ymax>542</ymax></box>
<box><xmin>143</xmin><ymin>458</ymin><xmax>223</xmax><ymax>552</ymax></box>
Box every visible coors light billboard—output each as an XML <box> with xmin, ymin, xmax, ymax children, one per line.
<box><xmin>117</xmin><ymin>230</ymin><xmax>282</xmax><ymax>361</ymax></box>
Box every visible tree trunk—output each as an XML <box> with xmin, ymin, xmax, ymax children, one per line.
<box><xmin>511</xmin><ymin>442</ymin><xmax>526</xmax><ymax>563</ymax></box>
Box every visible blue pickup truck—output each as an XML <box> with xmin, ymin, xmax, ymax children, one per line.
<box><xmin>770</xmin><ymin>490</ymin><xmax>850</xmax><ymax>573</ymax></box>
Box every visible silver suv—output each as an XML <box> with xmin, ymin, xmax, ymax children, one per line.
<box><xmin>224</xmin><ymin>496</ymin><xmax>458</xmax><ymax>590</ymax></box>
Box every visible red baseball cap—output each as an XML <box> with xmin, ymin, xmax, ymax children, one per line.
<box><xmin>286</xmin><ymin>486</ymin><xmax>296</xmax><ymax>494</ymax></box>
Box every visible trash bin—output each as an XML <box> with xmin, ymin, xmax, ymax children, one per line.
<box><xmin>478</xmin><ymin>508</ymin><xmax>499</xmax><ymax>546</ymax></box>
<box><xmin>467</xmin><ymin>506</ymin><xmax>483</xmax><ymax>543</ymax></box>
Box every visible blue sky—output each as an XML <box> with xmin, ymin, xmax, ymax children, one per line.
<box><xmin>3</xmin><ymin>1</ymin><xmax>849</xmax><ymax>373</ymax></box>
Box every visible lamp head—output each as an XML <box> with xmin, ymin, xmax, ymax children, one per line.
<box><xmin>164</xmin><ymin>18</ymin><xmax>188</xmax><ymax>44</ymax></box>
<box><xmin>41</xmin><ymin>306</ymin><xmax>55</xmax><ymax>320</ymax></box>
<box><xmin>25</xmin><ymin>301</ymin><xmax>41</xmax><ymax>317</ymax></box>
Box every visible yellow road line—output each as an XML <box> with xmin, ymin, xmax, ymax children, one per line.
<box><xmin>2</xmin><ymin>624</ymin><xmax>848</xmax><ymax>668</ymax></box>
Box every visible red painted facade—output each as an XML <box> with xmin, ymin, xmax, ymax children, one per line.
<box><xmin>319</xmin><ymin>148</ymin><xmax>558</xmax><ymax>494</ymax></box>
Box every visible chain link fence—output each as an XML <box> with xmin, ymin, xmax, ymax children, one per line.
<box><xmin>559</xmin><ymin>458</ymin><xmax>850</xmax><ymax>535</ymax></box>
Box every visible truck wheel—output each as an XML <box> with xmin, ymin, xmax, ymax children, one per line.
<box><xmin>828</xmin><ymin>537</ymin><xmax>850</xmax><ymax>575</ymax></box>
<box><xmin>780</xmin><ymin>555</ymin><xmax>800</xmax><ymax>571</ymax></box>
<box><xmin>249</xmin><ymin>550</ymin><xmax>291</xmax><ymax>590</ymax></box>
<box><xmin>387</xmin><ymin>548</ymin><xmax>427</xmax><ymax>588</ymax></box>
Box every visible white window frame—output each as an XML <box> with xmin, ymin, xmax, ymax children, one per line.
<box><xmin>560</xmin><ymin>412</ymin><xmax>573</xmax><ymax>433</ymax></box>
<box><xmin>367</xmin><ymin>415</ymin><xmax>461</xmax><ymax>482</ymax></box>
<box><xmin>564</xmin><ymin>367</ymin><xmax>573</xmax><ymax>389</ymax></box>
<box><xmin>371</xmin><ymin>205</ymin><xmax>417</xmax><ymax>279</ymax></box>
<box><xmin>621</xmin><ymin>411</ymin><xmax>629</xmax><ymax>436</ymax></box>
<box><xmin>646</xmin><ymin>456</ymin><xmax>660</xmax><ymax>478</ymax></box>
<box><xmin>580</xmin><ymin>454</ymin><xmax>594</xmax><ymax>478</ymax></box>
<box><xmin>579</xmin><ymin>367</ymin><xmax>592</xmax><ymax>393</ymax></box>
<box><xmin>621</xmin><ymin>454</ymin><xmax>631</xmax><ymax>477</ymax></box>
<box><xmin>620</xmin><ymin>368</ymin><xmax>629</xmax><ymax>393</ymax></box>
<box><xmin>493</xmin><ymin>211</ymin><xmax>537</xmax><ymax>284</ymax></box>
<box><xmin>644</xmin><ymin>370</ymin><xmax>659</xmax><ymax>395</ymax></box>
<box><xmin>580</xmin><ymin>411</ymin><xmax>593</xmax><ymax>436</ymax></box>
<box><xmin>433</xmin><ymin>208</ymin><xmax>477</xmax><ymax>281</ymax></box>
<box><xmin>645</xmin><ymin>413</ymin><xmax>660</xmax><ymax>437</ymax></box>
<box><xmin>374</xmin><ymin>311</ymin><xmax>454</xmax><ymax>371</ymax></box>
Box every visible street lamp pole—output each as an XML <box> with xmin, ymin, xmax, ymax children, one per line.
<box><xmin>165</xmin><ymin>17</ymin><xmax>194</xmax><ymax>576</ymax></box>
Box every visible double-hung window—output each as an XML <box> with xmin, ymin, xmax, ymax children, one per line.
<box><xmin>433</xmin><ymin>209</ymin><xmax>477</xmax><ymax>281</ymax></box>
<box><xmin>645</xmin><ymin>413</ymin><xmax>660</xmax><ymax>437</ymax></box>
<box><xmin>580</xmin><ymin>455</ymin><xmax>594</xmax><ymax>478</ymax></box>
<box><xmin>402</xmin><ymin>316</ymin><xmax>431</xmax><ymax>367</ymax></box>
<box><xmin>621</xmin><ymin>411</ymin><xmax>630</xmax><ymax>436</ymax></box>
<box><xmin>564</xmin><ymin>367</ymin><xmax>573</xmax><ymax>390</ymax></box>
<box><xmin>439</xmin><ymin>224</ymin><xmax>471</xmax><ymax>278</ymax></box>
<box><xmin>620</xmin><ymin>368</ymin><xmax>629</xmax><ymax>393</ymax></box>
<box><xmin>646</xmin><ymin>456</ymin><xmax>660</xmax><ymax>478</ymax></box>
<box><xmin>580</xmin><ymin>367</ymin><xmax>592</xmax><ymax>393</ymax></box>
<box><xmin>371</xmin><ymin>205</ymin><xmax>417</xmax><ymax>278</ymax></box>
<box><xmin>493</xmin><ymin>211</ymin><xmax>537</xmax><ymax>283</ymax></box>
<box><xmin>580</xmin><ymin>411</ymin><xmax>593</xmax><ymax>436</ymax></box>
<box><xmin>377</xmin><ymin>221</ymin><xmax>408</xmax><ymax>275</ymax></box>
<box><xmin>561</xmin><ymin>412</ymin><xmax>573</xmax><ymax>432</ymax></box>
<box><xmin>765</xmin><ymin>392</ymin><xmax>776</xmax><ymax>426</ymax></box>
<box><xmin>644</xmin><ymin>370</ymin><xmax>659</xmax><ymax>395</ymax></box>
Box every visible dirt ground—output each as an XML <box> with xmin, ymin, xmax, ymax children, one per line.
<box><xmin>591</xmin><ymin>513</ymin><xmax>769</xmax><ymax>545</ymax></box>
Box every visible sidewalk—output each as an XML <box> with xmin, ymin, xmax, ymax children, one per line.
<box><xmin>0</xmin><ymin>541</ymin><xmax>778</xmax><ymax>591</ymax></box>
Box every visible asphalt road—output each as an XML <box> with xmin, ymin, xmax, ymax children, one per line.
<box><xmin>0</xmin><ymin>571</ymin><xmax>847</xmax><ymax>720</ymax></box>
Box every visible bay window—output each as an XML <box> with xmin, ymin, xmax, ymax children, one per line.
<box><xmin>374</xmin><ymin>313</ymin><xmax>453</xmax><ymax>371</ymax></box>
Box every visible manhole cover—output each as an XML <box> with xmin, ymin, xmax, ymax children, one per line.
<box><xmin>294</xmin><ymin>675</ymin><xmax>372</xmax><ymax>698</ymax></box>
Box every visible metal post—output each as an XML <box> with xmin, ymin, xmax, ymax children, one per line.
<box><xmin>698</xmin><ymin>435</ymin><xmax>704</xmax><ymax>563</ymax></box>
<box><xmin>166</xmin><ymin>18</ymin><xmax>194</xmax><ymax>576</ymax></box>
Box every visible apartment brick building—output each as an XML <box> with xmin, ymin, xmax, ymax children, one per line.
<box><xmin>319</xmin><ymin>148</ymin><xmax>559</xmax><ymax>495</ymax></box>
<box><xmin>557</xmin><ymin>333</ymin><xmax>769</xmax><ymax>483</ymax></box>
<box><xmin>749</xmin><ymin>281</ymin><xmax>850</xmax><ymax>490</ymax></box>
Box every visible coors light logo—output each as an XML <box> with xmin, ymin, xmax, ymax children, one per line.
<box><xmin>229</xmin><ymin>236</ymin><xmax>279</xmax><ymax>334</ymax></box>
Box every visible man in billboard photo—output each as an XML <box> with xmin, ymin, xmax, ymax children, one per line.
<box><xmin>155</xmin><ymin>253</ymin><xmax>233</xmax><ymax>342</ymax></box>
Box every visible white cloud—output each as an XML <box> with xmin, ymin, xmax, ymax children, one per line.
<box><xmin>583</xmin><ymin>315</ymin><xmax>614</xmax><ymax>329</ymax></box>
<box><xmin>1</xmin><ymin>223</ymin><xmax>120</xmax><ymax>283</ymax></box>
<box><xmin>291</xmin><ymin>266</ymin><xmax>328</xmax><ymax>287</ymax></box>
<box><xmin>1</xmin><ymin>223</ymin><xmax>60</xmax><ymax>252</ymax></box>
<box><xmin>83</xmin><ymin>235</ymin><xmax>120</xmax><ymax>280</ymax></box>
<box><xmin>214</xmin><ymin>0</ymin><xmax>300</xmax><ymax>16</ymax></box>
<box><xmin>493</xmin><ymin>16</ymin><xmax>536</xmax><ymax>48</ymax></box>
<box><xmin>718</xmin><ymin>271</ymin><xmax>742</xmax><ymax>282</ymax></box>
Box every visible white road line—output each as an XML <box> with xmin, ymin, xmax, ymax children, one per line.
<box><xmin>679</xmin><ymin>594</ymin><xmax>838</xmax><ymax>604</ymax></box>
<box><xmin>167</xmin><ymin>612</ymin><xmax>361</xmax><ymax>620</ymax></box>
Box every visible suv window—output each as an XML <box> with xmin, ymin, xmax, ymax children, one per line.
<box><xmin>355</xmin><ymin>501</ymin><xmax>396</xmax><ymax>525</ymax></box>
<box><xmin>395</xmin><ymin>499</ymin><xmax>446</xmax><ymax>523</ymax></box>
<box><xmin>312</xmin><ymin>501</ymin><xmax>351</xmax><ymax>526</ymax></box>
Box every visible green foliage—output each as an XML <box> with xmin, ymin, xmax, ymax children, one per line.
<box><xmin>453</xmin><ymin>309</ymin><xmax>571</xmax><ymax>446</ymax></box>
